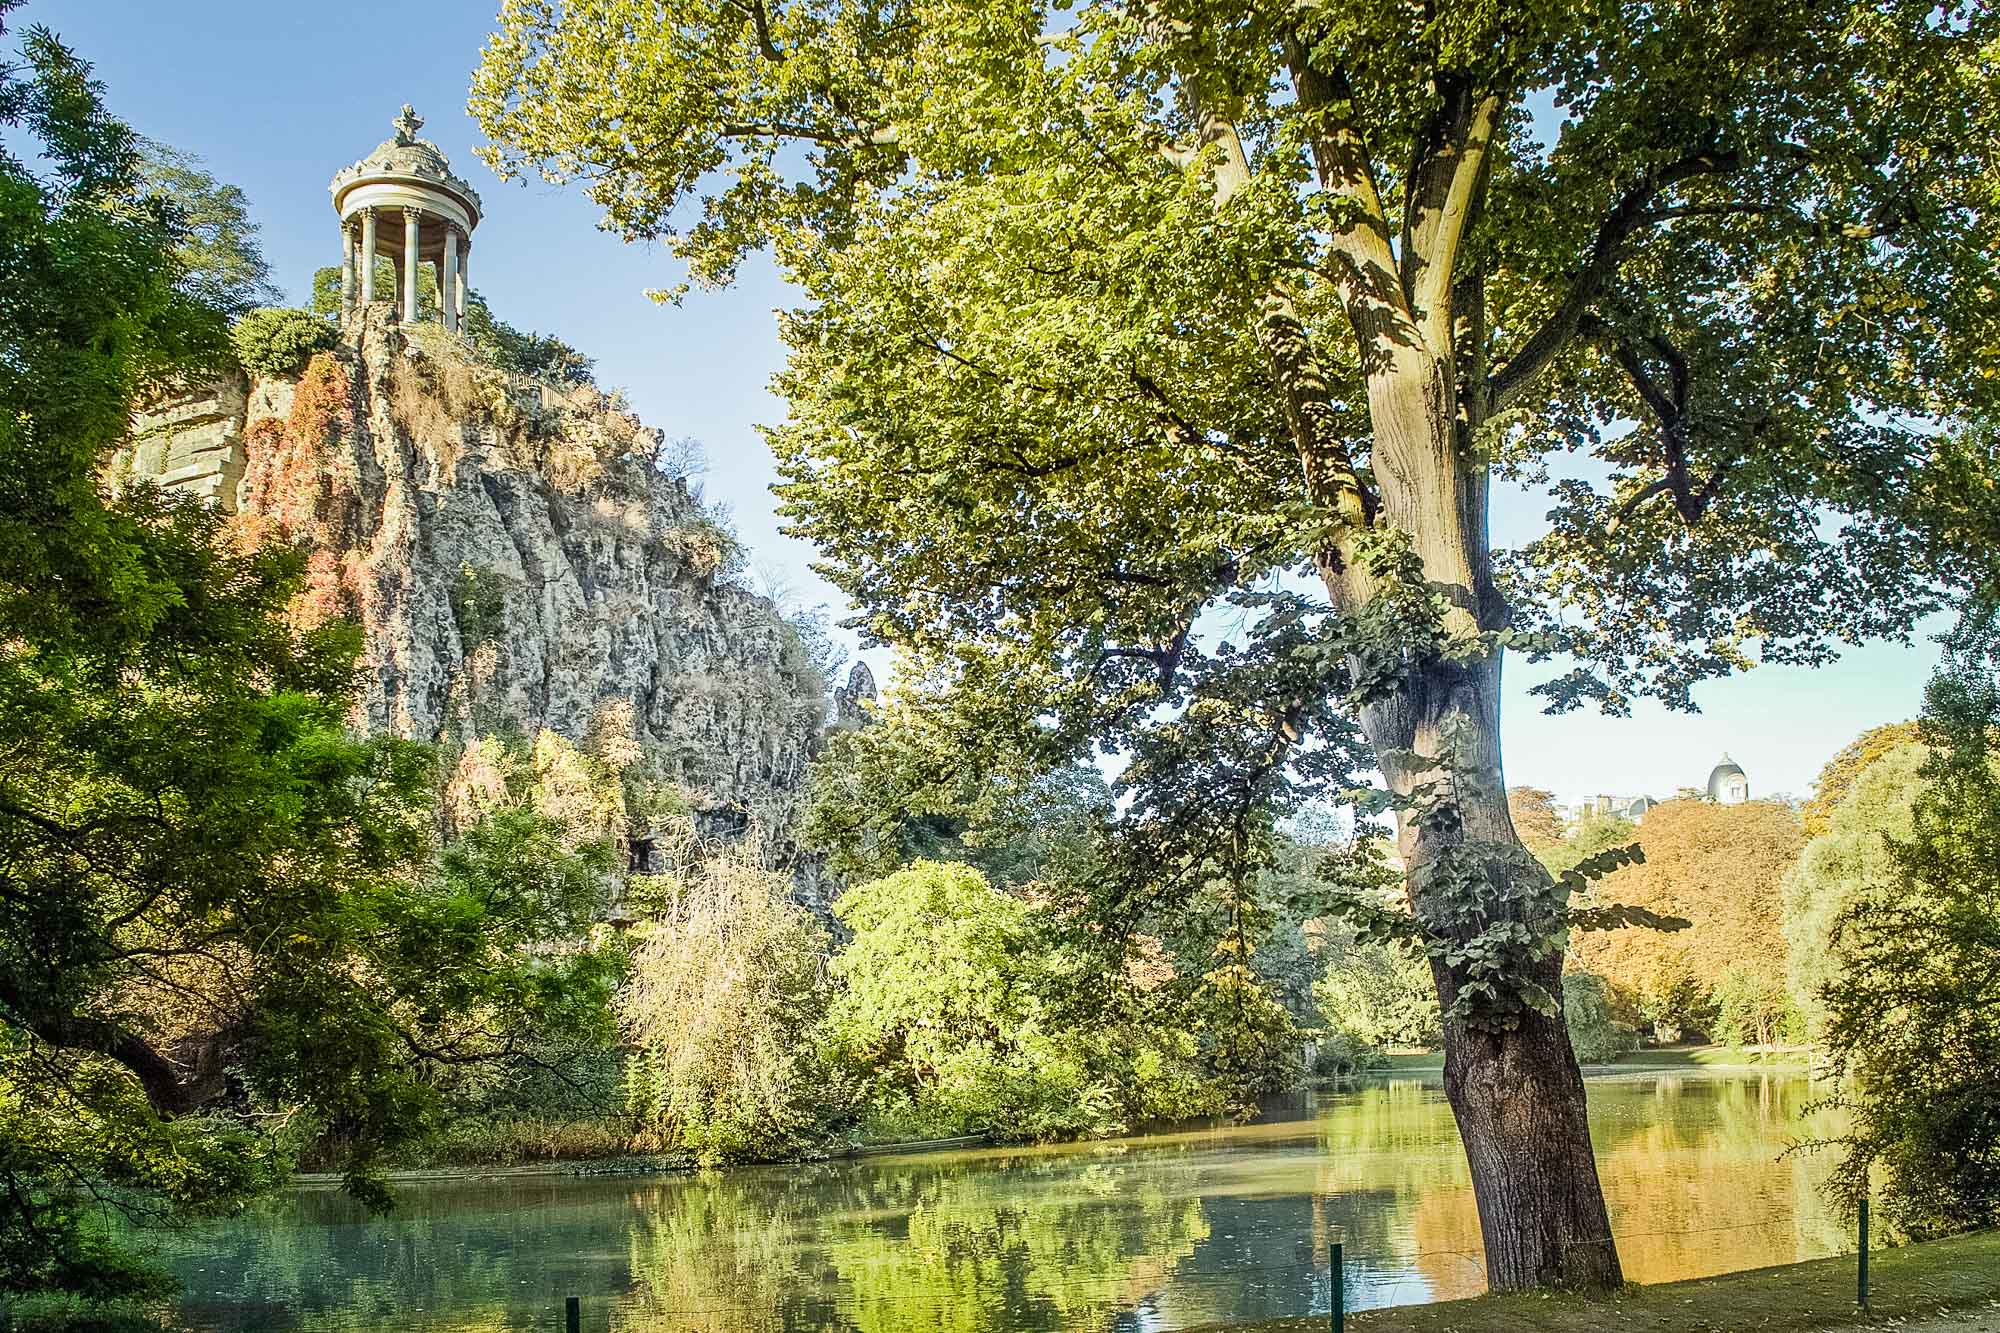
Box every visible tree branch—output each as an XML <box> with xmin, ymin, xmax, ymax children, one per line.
<box><xmin>1401</xmin><ymin>83</ymin><xmax>1502</xmax><ymax>354</ymax></box>
<box><xmin>1487</xmin><ymin>144</ymin><xmax>1742</xmax><ymax>414</ymax></box>
<box><xmin>1284</xmin><ymin>40</ymin><xmax>1408</xmax><ymax>340</ymax></box>
<box><xmin>725</xmin><ymin>0</ymin><xmax>786</xmax><ymax>62</ymax></box>
<box><xmin>716</xmin><ymin>121</ymin><xmax>898</xmax><ymax>149</ymax></box>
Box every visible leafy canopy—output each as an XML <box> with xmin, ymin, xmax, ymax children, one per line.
<box><xmin>474</xmin><ymin>0</ymin><xmax>2000</xmax><ymax>691</ymax></box>
<box><xmin>1818</xmin><ymin>614</ymin><xmax>2000</xmax><ymax>1236</ymax></box>
<box><xmin>132</xmin><ymin>138</ymin><xmax>279</xmax><ymax>319</ymax></box>
<box><xmin>473</xmin><ymin>0</ymin><xmax>2000</xmax><ymax>928</ymax></box>
<box><xmin>1569</xmin><ymin>799</ymin><xmax>1802</xmax><ymax>1036</ymax></box>
<box><xmin>825</xmin><ymin>861</ymin><xmax>1228</xmax><ymax>1139</ymax></box>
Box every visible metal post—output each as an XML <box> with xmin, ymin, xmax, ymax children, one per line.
<box><xmin>1857</xmin><ymin>1195</ymin><xmax>1870</xmax><ymax>1309</ymax></box>
<box><xmin>1330</xmin><ymin>1238</ymin><xmax>1345</xmax><ymax>1333</ymax></box>
<box><xmin>565</xmin><ymin>1295</ymin><xmax>580</xmax><ymax>1333</ymax></box>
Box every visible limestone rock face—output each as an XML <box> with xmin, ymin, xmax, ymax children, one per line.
<box><xmin>831</xmin><ymin>661</ymin><xmax>877</xmax><ymax>732</ymax></box>
<box><xmin>123</xmin><ymin>309</ymin><xmax>826</xmax><ymax>828</ymax></box>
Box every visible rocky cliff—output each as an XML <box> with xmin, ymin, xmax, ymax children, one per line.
<box><xmin>121</xmin><ymin>308</ymin><xmax>837</xmax><ymax>842</ymax></box>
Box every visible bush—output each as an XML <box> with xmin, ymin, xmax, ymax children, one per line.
<box><xmin>1563</xmin><ymin>971</ymin><xmax>1638</xmax><ymax>1064</ymax></box>
<box><xmin>1311</xmin><ymin>1028</ymin><xmax>1386</xmax><ymax>1079</ymax></box>
<box><xmin>1313</xmin><ymin>935</ymin><xmax>1439</xmax><ymax>1049</ymax></box>
<box><xmin>824</xmin><ymin>862</ymin><xmax>1223</xmax><ymax>1142</ymax></box>
<box><xmin>449</xmin><ymin>563</ymin><xmax>512</xmax><ymax>651</ymax></box>
<box><xmin>1710</xmin><ymin>965</ymin><xmax>1803</xmax><ymax>1048</ymax></box>
<box><xmin>621</xmin><ymin>850</ymin><xmax>851</xmax><ymax>1164</ymax></box>
<box><xmin>231</xmin><ymin>306</ymin><xmax>338</xmax><ymax>377</ymax></box>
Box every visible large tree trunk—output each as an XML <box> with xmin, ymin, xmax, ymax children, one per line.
<box><xmin>1439</xmin><ymin>982</ymin><xmax>1621</xmax><ymax>1290</ymax></box>
<box><xmin>1331</xmin><ymin>352</ymin><xmax>1620</xmax><ymax>1287</ymax></box>
<box><xmin>1359</xmin><ymin>647</ymin><xmax>1623</xmax><ymax>1292</ymax></box>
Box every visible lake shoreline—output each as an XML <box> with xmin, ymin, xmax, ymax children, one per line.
<box><xmin>315</xmin><ymin>1049</ymin><xmax>1817</xmax><ymax>1186</ymax></box>
<box><xmin>1194</xmin><ymin>1228</ymin><xmax>2000</xmax><ymax>1333</ymax></box>
<box><xmin>291</xmin><ymin>1130</ymin><xmax>1003</xmax><ymax>1186</ymax></box>
<box><xmin>156</xmin><ymin>1070</ymin><xmax>1850</xmax><ymax>1333</ymax></box>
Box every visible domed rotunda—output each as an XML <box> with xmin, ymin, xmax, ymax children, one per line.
<box><xmin>329</xmin><ymin>105</ymin><xmax>481</xmax><ymax>331</ymax></box>
<box><xmin>1706</xmin><ymin>754</ymin><xmax>1749</xmax><ymax>805</ymax></box>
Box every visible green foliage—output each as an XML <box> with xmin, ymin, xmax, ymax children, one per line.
<box><xmin>1781</xmin><ymin>743</ymin><xmax>1926</xmax><ymax>1038</ymax></box>
<box><xmin>1315</xmin><ymin>935</ymin><xmax>1439</xmax><ymax>1052</ymax></box>
<box><xmin>622</xmin><ymin>851</ymin><xmax>850</xmax><ymax>1164</ymax></box>
<box><xmin>1818</xmin><ymin>615</ymin><xmax>2000</xmax><ymax>1236</ymax></box>
<box><xmin>1562</xmin><ymin>972</ymin><xmax>1638</xmax><ymax>1065</ymax></box>
<box><xmin>801</xmin><ymin>681</ymin><xmax>1112</xmax><ymax>886</ymax></box>
<box><xmin>1802</xmin><ymin>721</ymin><xmax>1924</xmax><ymax>838</ymax></box>
<box><xmin>311</xmin><ymin>255</ymin><xmax>435</xmax><ymax>316</ymax></box>
<box><xmin>470</xmin><ymin>0</ymin><xmax>2000</xmax><ymax>987</ymax></box>
<box><xmin>461</xmin><ymin>290</ymin><xmax>594</xmax><ymax>386</ymax></box>
<box><xmin>471</xmin><ymin>0</ymin><xmax>2000</xmax><ymax>1285</ymax></box>
<box><xmin>230</xmin><ymin>305</ymin><xmax>337</xmax><ymax>377</ymax></box>
<box><xmin>0</xmin><ymin>15</ymin><xmax>621</xmax><ymax>1300</ymax></box>
<box><xmin>448</xmin><ymin>562</ymin><xmax>512</xmax><ymax>651</ymax></box>
<box><xmin>825</xmin><ymin>862</ymin><xmax>1224</xmax><ymax>1142</ymax></box>
<box><xmin>132</xmin><ymin>138</ymin><xmax>277</xmax><ymax>319</ymax></box>
<box><xmin>1539</xmin><ymin>816</ymin><xmax>1639</xmax><ymax>878</ymax></box>
<box><xmin>780</xmin><ymin>604</ymin><xmax>847</xmax><ymax>691</ymax></box>
<box><xmin>1709</xmin><ymin>966</ymin><xmax>1802</xmax><ymax>1050</ymax></box>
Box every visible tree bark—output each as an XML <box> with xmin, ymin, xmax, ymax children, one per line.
<box><xmin>1357</xmin><ymin>645</ymin><xmax>1624</xmax><ymax>1292</ymax></box>
<box><xmin>1439</xmin><ymin>965</ymin><xmax>1622</xmax><ymax>1290</ymax></box>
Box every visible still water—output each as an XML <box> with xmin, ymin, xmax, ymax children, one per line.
<box><xmin>155</xmin><ymin>1072</ymin><xmax>1844</xmax><ymax>1332</ymax></box>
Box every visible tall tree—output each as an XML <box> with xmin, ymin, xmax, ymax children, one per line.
<box><xmin>1507</xmin><ymin>788</ymin><xmax>1566</xmax><ymax>858</ymax></box>
<box><xmin>472</xmin><ymin>0</ymin><xmax>2000</xmax><ymax>1289</ymax></box>
<box><xmin>1570</xmin><ymin>799</ymin><xmax>1802</xmax><ymax>1037</ymax></box>
<box><xmin>1819</xmin><ymin>614</ymin><xmax>2000</xmax><ymax>1236</ymax></box>
<box><xmin>1800</xmin><ymin>720</ymin><xmax>1924</xmax><ymax>838</ymax></box>
<box><xmin>132</xmin><ymin>139</ymin><xmax>279</xmax><ymax>318</ymax></box>
<box><xmin>1783</xmin><ymin>735</ymin><xmax>1928</xmax><ymax>1038</ymax></box>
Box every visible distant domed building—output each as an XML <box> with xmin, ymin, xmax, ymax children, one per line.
<box><xmin>1706</xmin><ymin>754</ymin><xmax>1749</xmax><ymax>805</ymax></box>
<box><xmin>1563</xmin><ymin>756</ymin><xmax>1750</xmax><ymax>829</ymax></box>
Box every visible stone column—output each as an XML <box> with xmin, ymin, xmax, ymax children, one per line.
<box><xmin>456</xmin><ymin>243</ymin><xmax>469</xmax><ymax>324</ymax></box>
<box><xmin>339</xmin><ymin>221</ymin><xmax>355</xmax><ymax>314</ymax></box>
<box><xmin>441</xmin><ymin>225</ymin><xmax>462</xmax><ymax>333</ymax></box>
<box><xmin>402</xmin><ymin>208</ymin><xmax>421</xmax><ymax>323</ymax></box>
<box><xmin>359</xmin><ymin>207</ymin><xmax>378</xmax><ymax>306</ymax></box>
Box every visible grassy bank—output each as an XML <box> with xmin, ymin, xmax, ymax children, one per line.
<box><xmin>1369</xmin><ymin>1045</ymin><xmax>1815</xmax><ymax>1077</ymax></box>
<box><xmin>1200</xmin><ymin>1229</ymin><xmax>2000</xmax><ymax>1333</ymax></box>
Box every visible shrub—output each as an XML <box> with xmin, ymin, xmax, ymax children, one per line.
<box><xmin>621</xmin><ymin>850</ymin><xmax>850</xmax><ymax>1164</ymax></box>
<box><xmin>1311</xmin><ymin>1028</ymin><xmax>1387</xmax><ymax>1079</ymax></box>
<box><xmin>231</xmin><ymin>306</ymin><xmax>337</xmax><ymax>377</ymax></box>
<box><xmin>824</xmin><ymin>861</ymin><xmax>1221</xmax><ymax>1142</ymax></box>
<box><xmin>1563</xmin><ymin>971</ymin><xmax>1638</xmax><ymax>1064</ymax></box>
<box><xmin>1314</xmin><ymin>935</ymin><xmax>1439</xmax><ymax>1049</ymax></box>
<box><xmin>449</xmin><ymin>563</ymin><xmax>511</xmax><ymax>651</ymax></box>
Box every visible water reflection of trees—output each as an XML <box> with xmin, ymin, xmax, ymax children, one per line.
<box><xmin>1354</xmin><ymin>1076</ymin><xmax>1850</xmax><ymax>1301</ymax></box>
<box><xmin>618</xmin><ymin>1150</ymin><xmax>1213</xmax><ymax>1332</ymax></box>
<box><xmin>155</xmin><ymin>1075</ymin><xmax>1849</xmax><ymax>1333</ymax></box>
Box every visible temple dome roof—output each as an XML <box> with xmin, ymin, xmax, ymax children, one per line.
<box><xmin>361</xmin><ymin>132</ymin><xmax>453</xmax><ymax>178</ymax></box>
<box><xmin>330</xmin><ymin>104</ymin><xmax>482</xmax><ymax>227</ymax></box>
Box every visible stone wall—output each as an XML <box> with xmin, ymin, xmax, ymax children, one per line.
<box><xmin>121</xmin><ymin>372</ymin><xmax>250</xmax><ymax>510</ymax></box>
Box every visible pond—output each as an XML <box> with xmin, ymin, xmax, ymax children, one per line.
<box><xmin>154</xmin><ymin>1071</ymin><xmax>1846</xmax><ymax>1332</ymax></box>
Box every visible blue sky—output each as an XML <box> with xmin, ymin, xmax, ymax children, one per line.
<box><xmin>41</xmin><ymin>0</ymin><xmax>1940</xmax><ymax>806</ymax></box>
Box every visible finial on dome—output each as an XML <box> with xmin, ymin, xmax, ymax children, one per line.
<box><xmin>392</xmin><ymin>103</ymin><xmax>424</xmax><ymax>146</ymax></box>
